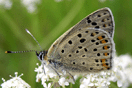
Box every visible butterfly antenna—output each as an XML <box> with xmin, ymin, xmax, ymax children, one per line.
<box><xmin>25</xmin><ymin>29</ymin><xmax>43</xmax><ymax>51</ymax></box>
<box><xmin>5</xmin><ymin>50</ymin><xmax>36</xmax><ymax>53</ymax></box>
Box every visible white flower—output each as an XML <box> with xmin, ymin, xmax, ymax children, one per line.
<box><xmin>58</xmin><ymin>77</ymin><xmax>69</xmax><ymax>87</ymax></box>
<box><xmin>1</xmin><ymin>72</ymin><xmax>31</xmax><ymax>88</ymax></box>
<box><xmin>80</xmin><ymin>72</ymin><xmax>111</xmax><ymax>88</ymax></box>
<box><xmin>80</xmin><ymin>77</ymin><xmax>91</xmax><ymax>88</ymax></box>
<box><xmin>21</xmin><ymin>0</ymin><xmax>41</xmax><ymax>13</ymax></box>
<box><xmin>35</xmin><ymin>63</ymin><xmax>75</xmax><ymax>87</ymax></box>
<box><xmin>43</xmin><ymin>83</ymin><xmax>51</xmax><ymax>88</ymax></box>
<box><xmin>0</xmin><ymin>0</ymin><xmax>12</xmax><ymax>9</ymax></box>
<box><xmin>111</xmin><ymin>54</ymin><xmax>132</xmax><ymax>88</ymax></box>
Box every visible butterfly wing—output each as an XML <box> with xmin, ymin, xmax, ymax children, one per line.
<box><xmin>47</xmin><ymin>7</ymin><xmax>115</xmax><ymax>73</ymax></box>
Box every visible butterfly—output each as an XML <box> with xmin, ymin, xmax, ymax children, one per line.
<box><xmin>6</xmin><ymin>7</ymin><xmax>115</xmax><ymax>81</ymax></box>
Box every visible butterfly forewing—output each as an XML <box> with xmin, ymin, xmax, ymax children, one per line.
<box><xmin>47</xmin><ymin>7</ymin><xmax>115</xmax><ymax>73</ymax></box>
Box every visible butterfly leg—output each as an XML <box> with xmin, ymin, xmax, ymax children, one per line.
<box><xmin>42</xmin><ymin>64</ymin><xmax>46</xmax><ymax>75</ymax></box>
<box><xmin>49</xmin><ymin>65</ymin><xmax>61</xmax><ymax>78</ymax></box>
<box><xmin>67</xmin><ymin>71</ymin><xmax>75</xmax><ymax>82</ymax></box>
<box><xmin>61</xmin><ymin>68</ymin><xmax>75</xmax><ymax>82</ymax></box>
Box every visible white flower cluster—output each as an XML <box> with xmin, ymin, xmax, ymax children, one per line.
<box><xmin>0</xmin><ymin>0</ymin><xmax>12</xmax><ymax>9</ymax></box>
<box><xmin>21</xmin><ymin>0</ymin><xmax>41</xmax><ymax>13</ymax></box>
<box><xmin>1</xmin><ymin>72</ymin><xmax>31</xmax><ymax>88</ymax></box>
<box><xmin>35</xmin><ymin>54</ymin><xmax>132</xmax><ymax>88</ymax></box>
<box><xmin>0</xmin><ymin>0</ymin><xmax>40</xmax><ymax>12</ymax></box>
<box><xmin>111</xmin><ymin>54</ymin><xmax>132</xmax><ymax>87</ymax></box>
<box><xmin>34</xmin><ymin>63</ymin><xmax>74</xmax><ymax>88</ymax></box>
<box><xmin>80</xmin><ymin>72</ymin><xmax>111</xmax><ymax>88</ymax></box>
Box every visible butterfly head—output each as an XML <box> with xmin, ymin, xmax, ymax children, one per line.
<box><xmin>36</xmin><ymin>50</ymin><xmax>48</xmax><ymax>63</ymax></box>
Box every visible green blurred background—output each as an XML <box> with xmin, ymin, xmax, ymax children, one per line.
<box><xmin>0</xmin><ymin>0</ymin><xmax>132</xmax><ymax>88</ymax></box>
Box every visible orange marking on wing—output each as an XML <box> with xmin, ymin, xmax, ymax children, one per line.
<box><xmin>101</xmin><ymin>40</ymin><xmax>106</xmax><ymax>43</ymax></box>
<box><xmin>98</xmin><ymin>36</ymin><xmax>103</xmax><ymax>40</ymax></box>
<box><xmin>104</xmin><ymin>53</ymin><xmax>108</xmax><ymax>56</ymax></box>
<box><xmin>104</xmin><ymin>46</ymin><xmax>108</xmax><ymax>50</ymax></box>
<box><xmin>101</xmin><ymin>59</ymin><xmax>108</xmax><ymax>68</ymax></box>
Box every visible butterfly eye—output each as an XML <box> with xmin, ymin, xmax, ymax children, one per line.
<box><xmin>40</xmin><ymin>55</ymin><xmax>43</xmax><ymax>60</ymax></box>
<box><xmin>36</xmin><ymin>51</ymin><xmax>44</xmax><ymax>61</ymax></box>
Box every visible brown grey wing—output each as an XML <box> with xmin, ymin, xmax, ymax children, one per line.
<box><xmin>47</xmin><ymin>7</ymin><xmax>115</xmax><ymax>72</ymax></box>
